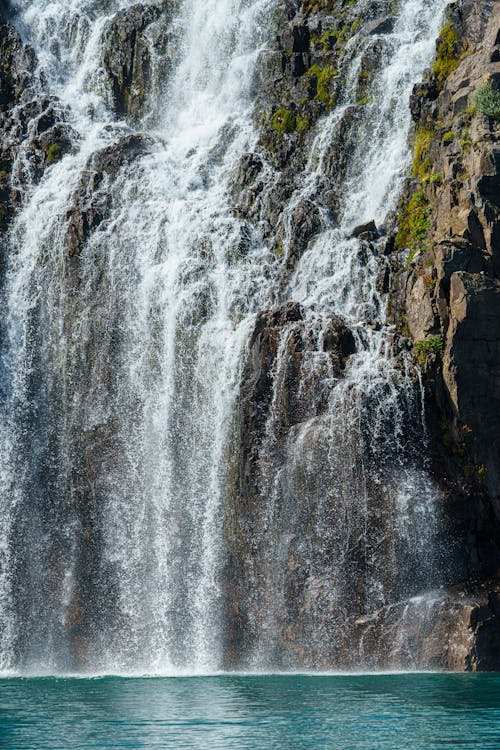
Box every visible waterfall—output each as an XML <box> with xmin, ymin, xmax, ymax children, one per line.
<box><xmin>0</xmin><ymin>0</ymin><xmax>449</xmax><ymax>674</ymax></box>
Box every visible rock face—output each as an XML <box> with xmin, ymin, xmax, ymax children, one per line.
<box><xmin>0</xmin><ymin>22</ymin><xmax>76</xmax><ymax>237</ymax></box>
<box><xmin>224</xmin><ymin>0</ymin><xmax>500</xmax><ymax>670</ymax></box>
<box><xmin>65</xmin><ymin>133</ymin><xmax>154</xmax><ymax>263</ymax></box>
<box><xmin>232</xmin><ymin>0</ymin><xmax>395</xmax><ymax>258</ymax></box>
<box><xmin>100</xmin><ymin>2</ymin><xmax>176</xmax><ymax>122</ymax></box>
<box><xmin>388</xmin><ymin>0</ymin><xmax>500</xmax><ymax>650</ymax></box>
<box><xmin>352</xmin><ymin>582</ymin><xmax>500</xmax><ymax>671</ymax></box>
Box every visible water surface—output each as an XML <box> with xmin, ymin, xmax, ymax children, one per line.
<box><xmin>1</xmin><ymin>673</ymin><xmax>499</xmax><ymax>748</ymax></box>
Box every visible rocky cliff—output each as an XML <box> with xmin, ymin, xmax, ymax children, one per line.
<box><xmin>388</xmin><ymin>0</ymin><xmax>500</xmax><ymax>668</ymax></box>
<box><xmin>227</xmin><ymin>0</ymin><xmax>500</xmax><ymax>670</ymax></box>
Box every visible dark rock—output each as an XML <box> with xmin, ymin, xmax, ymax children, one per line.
<box><xmin>100</xmin><ymin>2</ymin><xmax>175</xmax><ymax>122</ymax></box>
<box><xmin>365</xmin><ymin>16</ymin><xmax>394</xmax><ymax>36</ymax></box>
<box><xmin>351</xmin><ymin>219</ymin><xmax>377</xmax><ymax>239</ymax></box>
<box><xmin>390</xmin><ymin>0</ymin><xmax>500</xmax><ymax>589</ymax></box>
<box><xmin>0</xmin><ymin>23</ymin><xmax>77</xmax><ymax>235</ymax></box>
<box><xmin>443</xmin><ymin>273</ymin><xmax>500</xmax><ymax>514</ymax></box>
<box><xmin>65</xmin><ymin>133</ymin><xmax>154</xmax><ymax>260</ymax></box>
<box><xmin>322</xmin><ymin>316</ymin><xmax>356</xmax><ymax>358</ymax></box>
<box><xmin>287</xmin><ymin>198</ymin><xmax>321</xmax><ymax>266</ymax></box>
<box><xmin>0</xmin><ymin>22</ymin><xmax>36</xmax><ymax>111</ymax></box>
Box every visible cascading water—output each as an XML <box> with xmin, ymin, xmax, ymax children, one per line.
<box><xmin>0</xmin><ymin>0</ymin><xmax>450</xmax><ymax>674</ymax></box>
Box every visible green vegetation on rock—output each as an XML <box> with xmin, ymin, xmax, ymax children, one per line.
<box><xmin>395</xmin><ymin>190</ymin><xmax>431</xmax><ymax>260</ymax></box>
<box><xmin>475</xmin><ymin>83</ymin><xmax>500</xmax><ymax>120</ymax></box>
<box><xmin>412</xmin><ymin>127</ymin><xmax>434</xmax><ymax>181</ymax></box>
<box><xmin>415</xmin><ymin>336</ymin><xmax>444</xmax><ymax>365</ymax></box>
<box><xmin>46</xmin><ymin>143</ymin><xmax>62</xmax><ymax>165</ymax></box>
<box><xmin>432</xmin><ymin>21</ymin><xmax>460</xmax><ymax>91</ymax></box>
<box><xmin>305</xmin><ymin>65</ymin><xmax>337</xmax><ymax>107</ymax></box>
<box><xmin>271</xmin><ymin>109</ymin><xmax>308</xmax><ymax>134</ymax></box>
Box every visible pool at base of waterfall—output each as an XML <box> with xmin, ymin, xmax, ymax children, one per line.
<box><xmin>0</xmin><ymin>673</ymin><xmax>499</xmax><ymax>749</ymax></box>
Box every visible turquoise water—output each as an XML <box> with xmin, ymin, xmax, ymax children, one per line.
<box><xmin>1</xmin><ymin>674</ymin><xmax>499</xmax><ymax>749</ymax></box>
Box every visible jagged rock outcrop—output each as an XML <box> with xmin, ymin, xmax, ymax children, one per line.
<box><xmin>388</xmin><ymin>0</ymin><xmax>500</xmax><ymax>630</ymax></box>
<box><xmin>65</xmin><ymin>133</ymin><xmax>154</xmax><ymax>264</ymax></box>
<box><xmin>232</xmin><ymin>0</ymin><xmax>396</xmax><ymax>257</ymax></box>
<box><xmin>100</xmin><ymin>2</ymin><xmax>176</xmax><ymax>122</ymax></box>
<box><xmin>224</xmin><ymin>304</ymin><xmax>359</xmax><ymax>667</ymax></box>
<box><xmin>351</xmin><ymin>581</ymin><xmax>500</xmax><ymax>671</ymax></box>
<box><xmin>0</xmin><ymin>22</ymin><xmax>76</xmax><ymax>237</ymax></box>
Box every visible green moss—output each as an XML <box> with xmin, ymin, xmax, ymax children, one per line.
<box><xmin>414</xmin><ymin>336</ymin><xmax>444</xmax><ymax>365</ymax></box>
<box><xmin>318</xmin><ymin>29</ymin><xmax>337</xmax><ymax>52</ymax></box>
<box><xmin>271</xmin><ymin>109</ymin><xmax>297</xmax><ymax>133</ymax></box>
<box><xmin>306</xmin><ymin>65</ymin><xmax>337</xmax><ymax>107</ymax></box>
<box><xmin>441</xmin><ymin>130</ymin><xmax>454</xmax><ymax>144</ymax></box>
<box><xmin>336</xmin><ymin>24</ymin><xmax>352</xmax><ymax>47</ymax></box>
<box><xmin>357</xmin><ymin>95</ymin><xmax>372</xmax><ymax>106</ymax></box>
<box><xmin>295</xmin><ymin>113</ymin><xmax>309</xmax><ymax>131</ymax></box>
<box><xmin>432</xmin><ymin>21</ymin><xmax>460</xmax><ymax>90</ymax></box>
<box><xmin>460</xmin><ymin>129</ymin><xmax>472</xmax><ymax>150</ymax></box>
<box><xmin>412</xmin><ymin>127</ymin><xmax>435</xmax><ymax>181</ymax></box>
<box><xmin>395</xmin><ymin>190</ymin><xmax>431</xmax><ymax>258</ymax></box>
<box><xmin>303</xmin><ymin>0</ymin><xmax>334</xmax><ymax>14</ymax></box>
<box><xmin>46</xmin><ymin>142</ymin><xmax>62</xmax><ymax>165</ymax></box>
<box><xmin>463</xmin><ymin>104</ymin><xmax>477</xmax><ymax>118</ymax></box>
<box><xmin>430</xmin><ymin>172</ymin><xmax>442</xmax><ymax>183</ymax></box>
<box><xmin>475</xmin><ymin>83</ymin><xmax>500</xmax><ymax>120</ymax></box>
<box><xmin>464</xmin><ymin>463</ymin><xmax>487</xmax><ymax>482</ymax></box>
<box><xmin>271</xmin><ymin>109</ymin><xmax>308</xmax><ymax>134</ymax></box>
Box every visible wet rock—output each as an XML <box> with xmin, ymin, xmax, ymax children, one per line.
<box><xmin>322</xmin><ymin>315</ymin><xmax>356</xmax><ymax>359</ymax></box>
<box><xmin>100</xmin><ymin>2</ymin><xmax>175</xmax><ymax>122</ymax></box>
<box><xmin>350</xmin><ymin>582</ymin><xmax>500</xmax><ymax>671</ymax></box>
<box><xmin>287</xmin><ymin>198</ymin><xmax>321</xmax><ymax>266</ymax></box>
<box><xmin>364</xmin><ymin>16</ymin><xmax>394</xmax><ymax>36</ymax></box>
<box><xmin>388</xmin><ymin>0</ymin><xmax>500</xmax><ymax>618</ymax></box>
<box><xmin>351</xmin><ymin>219</ymin><xmax>377</xmax><ymax>239</ymax></box>
<box><xmin>0</xmin><ymin>23</ymin><xmax>77</xmax><ymax>234</ymax></box>
<box><xmin>443</xmin><ymin>273</ymin><xmax>500</xmax><ymax>512</ymax></box>
<box><xmin>0</xmin><ymin>22</ymin><xmax>36</xmax><ymax>110</ymax></box>
<box><xmin>65</xmin><ymin>133</ymin><xmax>154</xmax><ymax>260</ymax></box>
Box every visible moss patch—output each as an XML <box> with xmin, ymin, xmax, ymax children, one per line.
<box><xmin>412</xmin><ymin>127</ymin><xmax>434</xmax><ymax>181</ymax></box>
<box><xmin>305</xmin><ymin>65</ymin><xmax>337</xmax><ymax>107</ymax></box>
<box><xmin>271</xmin><ymin>108</ymin><xmax>308</xmax><ymax>134</ymax></box>
<box><xmin>395</xmin><ymin>190</ymin><xmax>431</xmax><ymax>260</ymax></box>
<box><xmin>46</xmin><ymin>142</ymin><xmax>62</xmax><ymax>165</ymax></box>
<box><xmin>432</xmin><ymin>21</ymin><xmax>460</xmax><ymax>91</ymax></box>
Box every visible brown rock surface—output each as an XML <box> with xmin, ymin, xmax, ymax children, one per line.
<box><xmin>393</xmin><ymin>1</ymin><xmax>500</xmax><ymax>526</ymax></box>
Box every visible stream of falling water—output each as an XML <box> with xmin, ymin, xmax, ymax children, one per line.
<box><xmin>0</xmin><ymin>0</ymin><xmax>449</xmax><ymax>674</ymax></box>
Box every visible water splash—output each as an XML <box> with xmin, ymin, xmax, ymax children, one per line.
<box><xmin>0</xmin><ymin>0</ymin><xmax>449</xmax><ymax>674</ymax></box>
